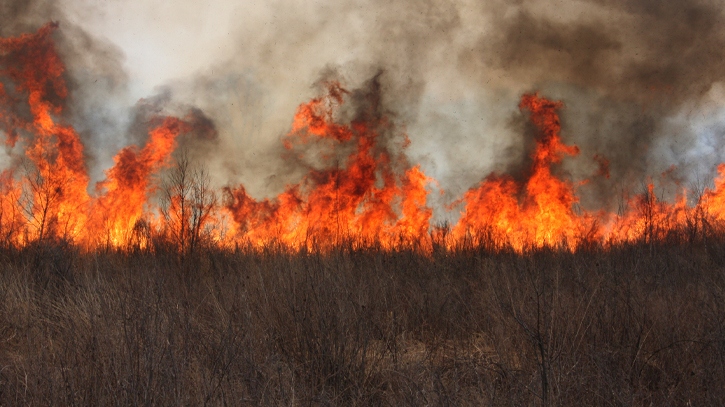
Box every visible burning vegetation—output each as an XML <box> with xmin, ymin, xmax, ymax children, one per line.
<box><xmin>1</xmin><ymin>24</ymin><xmax>725</xmax><ymax>254</ymax></box>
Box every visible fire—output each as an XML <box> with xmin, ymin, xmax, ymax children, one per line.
<box><xmin>450</xmin><ymin>94</ymin><xmax>596</xmax><ymax>251</ymax></box>
<box><xmin>0</xmin><ymin>23</ymin><xmax>190</xmax><ymax>247</ymax></box>
<box><xmin>2</xmin><ymin>23</ymin><xmax>725</xmax><ymax>253</ymax></box>
<box><xmin>0</xmin><ymin>22</ymin><xmax>90</xmax><ymax>243</ymax></box>
<box><xmin>90</xmin><ymin>117</ymin><xmax>189</xmax><ymax>247</ymax></box>
<box><xmin>224</xmin><ymin>81</ymin><xmax>432</xmax><ymax>249</ymax></box>
<box><xmin>703</xmin><ymin>164</ymin><xmax>725</xmax><ymax>222</ymax></box>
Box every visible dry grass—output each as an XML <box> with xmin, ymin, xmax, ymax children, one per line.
<box><xmin>1</xmin><ymin>238</ymin><xmax>725</xmax><ymax>406</ymax></box>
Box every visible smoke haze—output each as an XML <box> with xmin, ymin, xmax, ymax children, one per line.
<box><xmin>3</xmin><ymin>0</ymin><xmax>725</xmax><ymax>220</ymax></box>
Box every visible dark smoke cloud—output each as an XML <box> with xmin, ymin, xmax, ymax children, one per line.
<box><xmin>472</xmin><ymin>0</ymin><xmax>725</xmax><ymax>106</ymax></box>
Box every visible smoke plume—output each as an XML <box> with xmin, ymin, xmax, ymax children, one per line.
<box><xmin>4</xmin><ymin>0</ymin><xmax>725</xmax><ymax>219</ymax></box>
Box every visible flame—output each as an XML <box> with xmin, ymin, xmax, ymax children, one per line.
<box><xmin>90</xmin><ymin>117</ymin><xmax>189</xmax><ymax>247</ymax></box>
<box><xmin>450</xmin><ymin>93</ymin><xmax>595</xmax><ymax>251</ymax></box>
<box><xmin>2</xmin><ymin>24</ymin><xmax>725</xmax><ymax>253</ymax></box>
<box><xmin>0</xmin><ymin>22</ymin><xmax>90</xmax><ymax>242</ymax></box>
<box><xmin>224</xmin><ymin>82</ymin><xmax>433</xmax><ymax>249</ymax></box>
<box><xmin>0</xmin><ymin>24</ymin><xmax>189</xmax><ymax>247</ymax></box>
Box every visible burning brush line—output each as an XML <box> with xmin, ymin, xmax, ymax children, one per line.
<box><xmin>2</xmin><ymin>23</ymin><xmax>725</xmax><ymax>252</ymax></box>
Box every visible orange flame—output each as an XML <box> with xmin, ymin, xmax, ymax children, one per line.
<box><xmin>224</xmin><ymin>82</ymin><xmax>432</xmax><ymax>249</ymax></box>
<box><xmin>1</xmin><ymin>22</ymin><xmax>90</xmax><ymax>242</ymax></box>
<box><xmin>0</xmin><ymin>24</ymin><xmax>190</xmax><ymax>247</ymax></box>
<box><xmin>91</xmin><ymin>117</ymin><xmax>189</xmax><ymax>246</ymax></box>
<box><xmin>451</xmin><ymin>93</ymin><xmax>595</xmax><ymax>251</ymax></box>
<box><xmin>3</xmin><ymin>24</ymin><xmax>725</xmax><ymax>253</ymax></box>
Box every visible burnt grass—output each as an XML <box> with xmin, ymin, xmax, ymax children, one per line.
<box><xmin>1</xmin><ymin>237</ymin><xmax>725</xmax><ymax>406</ymax></box>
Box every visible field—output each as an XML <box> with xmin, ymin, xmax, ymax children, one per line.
<box><xmin>1</xmin><ymin>237</ymin><xmax>725</xmax><ymax>406</ymax></box>
<box><xmin>3</xmin><ymin>18</ymin><xmax>725</xmax><ymax>407</ymax></box>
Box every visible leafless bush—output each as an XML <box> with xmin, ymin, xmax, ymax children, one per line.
<box><xmin>159</xmin><ymin>152</ymin><xmax>218</xmax><ymax>257</ymax></box>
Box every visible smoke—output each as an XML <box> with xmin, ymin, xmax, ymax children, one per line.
<box><xmin>0</xmin><ymin>0</ymin><xmax>59</xmax><ymax>37</ymax></box>
<box><xmin>4</xmin><ymin>0</ymin><xmax>725</xmax><ymax>216</ymax></box>
<box><xmin>468</xmin><ymin>0</ymin><xmax>725</xmax><ymax>207</ymax></box>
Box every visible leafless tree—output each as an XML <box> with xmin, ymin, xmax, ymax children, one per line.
<box><xmin>160</xmin><ymin>152</ymin><xmax>218</xmax><ymax>255</ymax></box>
<box><xmin>21</xmin><ymin>158</ymin><xmax>67</xmax><ymax>243</ymax></box>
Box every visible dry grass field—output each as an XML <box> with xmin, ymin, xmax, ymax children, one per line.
<box><xmin>1</xmin><ymin>235</ymin><xmax>724</xmax><ymax>406</ymax></box>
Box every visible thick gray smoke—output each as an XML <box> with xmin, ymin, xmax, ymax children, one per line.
<box><xmin>4</xmin><ymin>0</ymin><xmax>725</xmax><ymax>217</ymax></box>
<box><xmin>0</xmin><ymin>0</ymin><xmax>58</xmax><ymax>37</ymax></box>
<box><xmin>470</xmin><ymin>0</ymin><xmax>725</xmax><ymax>208</ymax></box>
